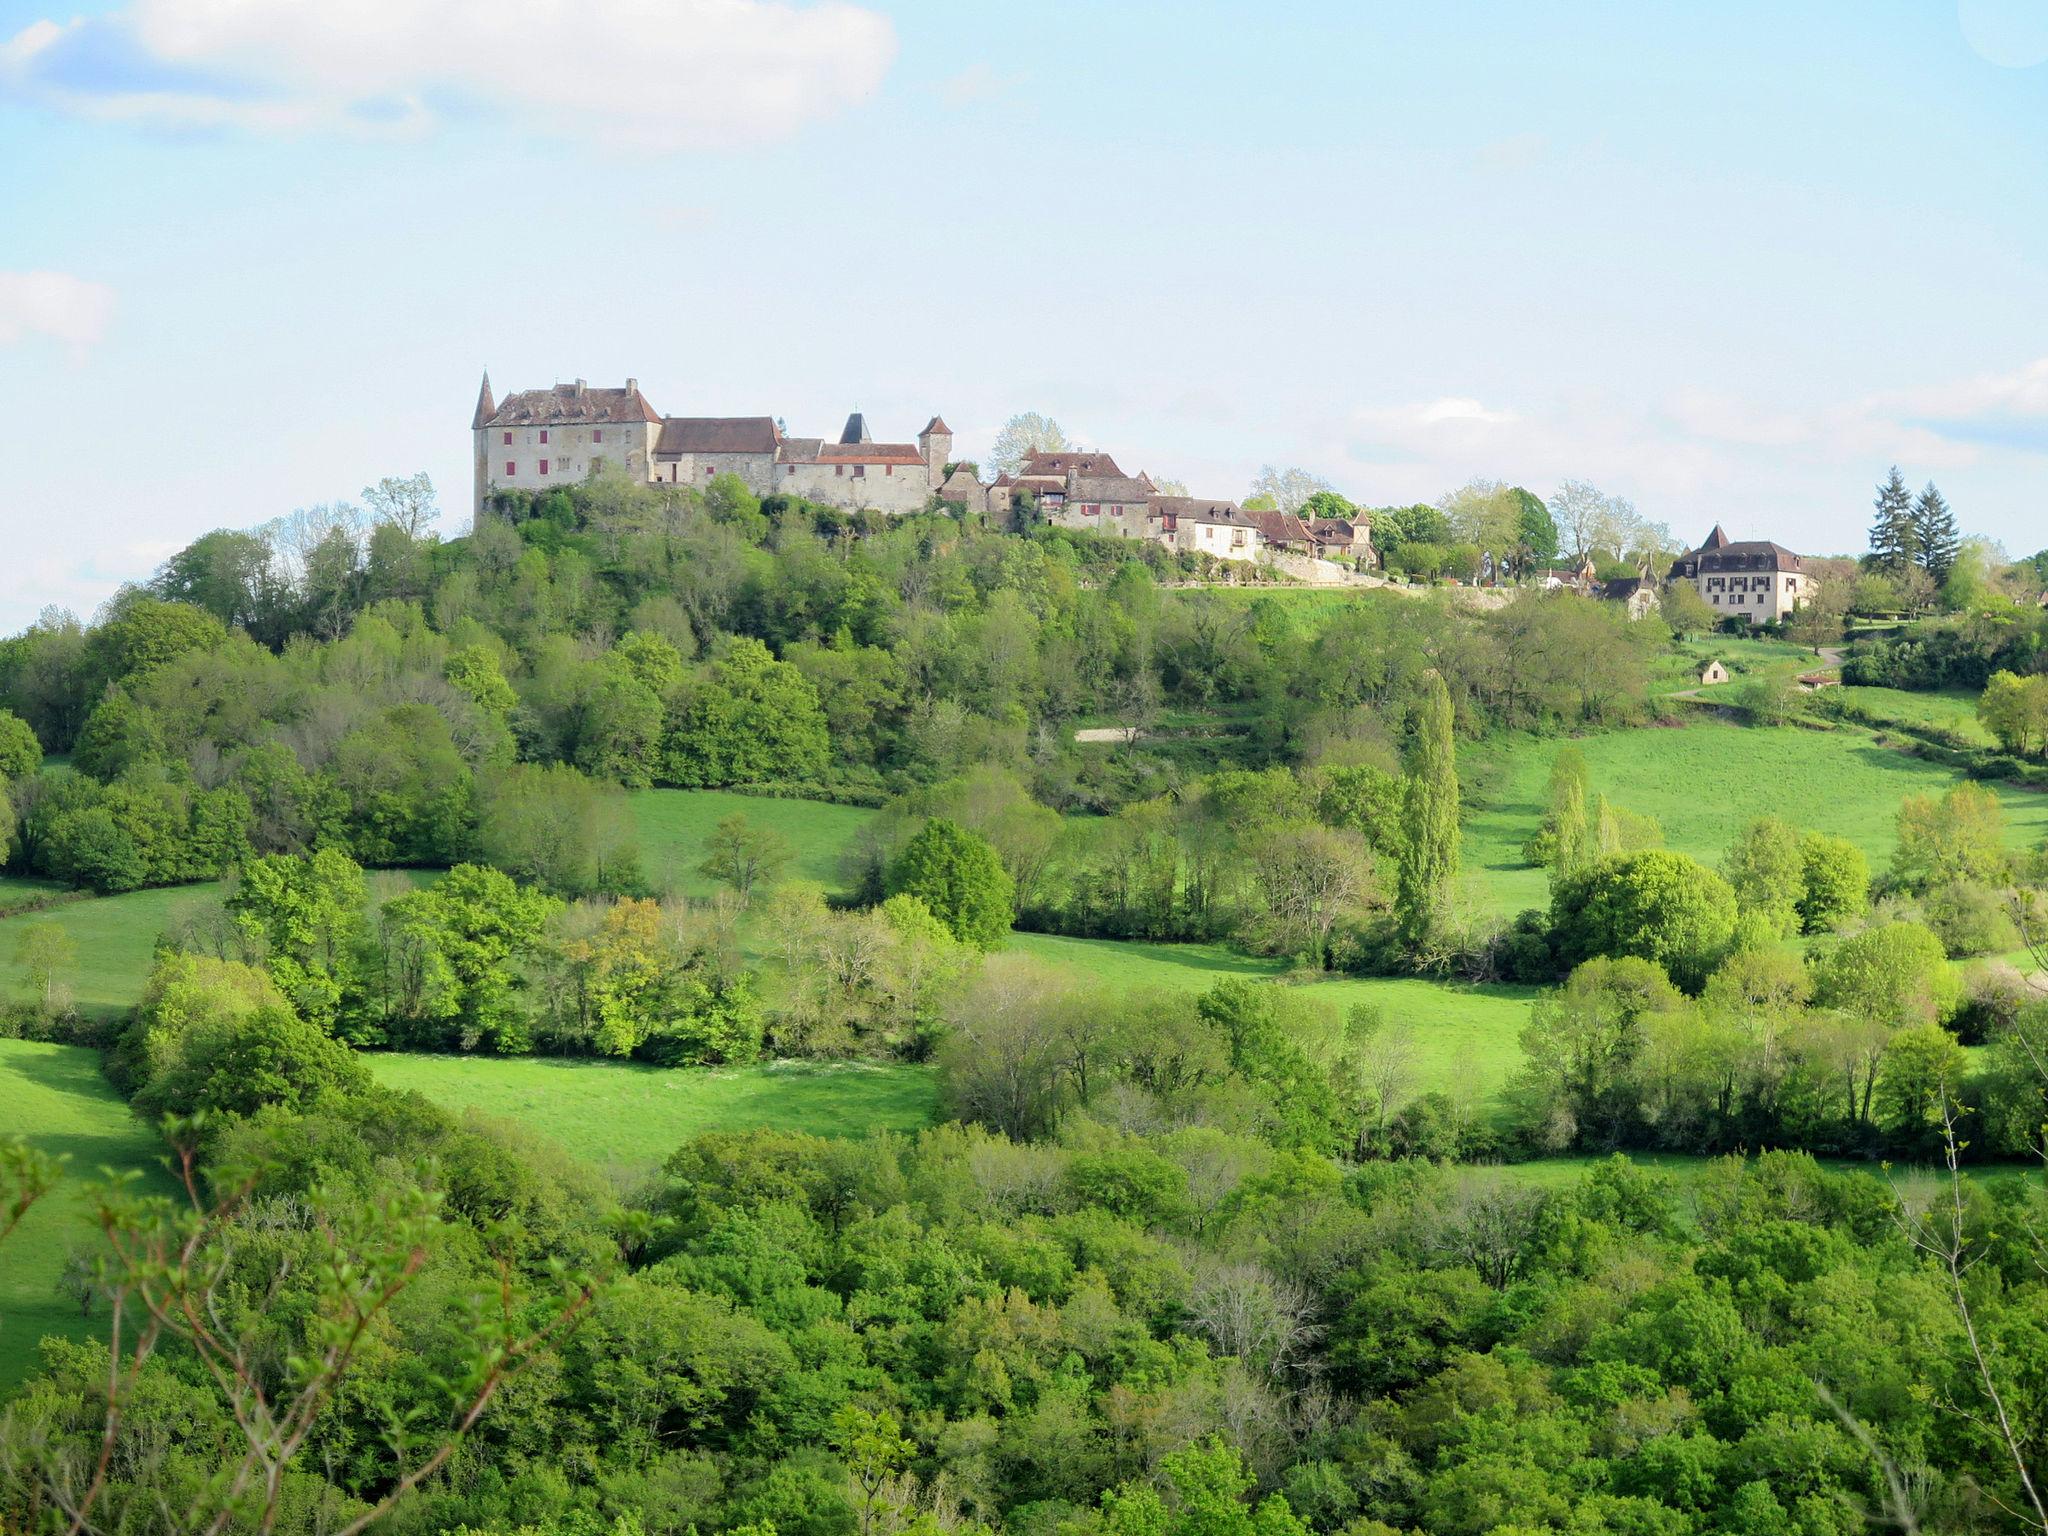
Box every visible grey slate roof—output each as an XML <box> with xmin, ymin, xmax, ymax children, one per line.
<box><xmin>487</xmin><ymin>382</ymin><xmax>661</xmax><ymax>427</ymax></box>
<box><xmin>1068</xmin><ymin>474</ymin><xmax>1153</xmax><ymax>504</ymax></box>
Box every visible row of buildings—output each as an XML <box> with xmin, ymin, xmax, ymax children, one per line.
<box><xmin>466</xmin><ymin>375</ymin><xmax>1813</xmax><ymax>618</ymax></box>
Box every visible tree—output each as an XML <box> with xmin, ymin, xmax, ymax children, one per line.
<box><xmin>1538</xmin><ymin>747</ymin><xmax>1593</xmax><ymax>877</ymax></box>
<box><xmin>886</xmin><ymin>817</ymin><xmax>1015</xmax><ymax>950</ymax></box>
<box><xmin>14</xmin><ymin>921</ymin><xmax>76</xmax><ymax>1016</ymax></box>
<box><xmin>1550</xmin><ymin>850</ymin><xmax>1738</xmax><ymax>991</ymax></box>
<box><xmin>1549</xmin><ymin>480</ymin><xmax>1647</xmax><ymax>562</ymax></box>
<box><xmin>1911</xmin><ymin>481</ymin><xmax>1960</xmax><ymax>582</ymax></box>
<box><xmin>1892</xmin><ymin>783</ymin><xmax>2007</xmax><ymax>891</ymax></box>
<box><xmin>661</xmin><ymin>639</ymin><xmax>831</xmax><ymax>789</ymax></box>
<box><xmin>1513</xmin><ymin>955</ymin><xmax>1686</xmax><ymax>1149</ymax></box>
<box><xmin>1867</xmin><ymin>465</ymin><xmax>1917</xmax><ymax>574</ymax></box>
<box><xmin>988</xmin><ymin>412</ymin><xmax>1071</xmax><ymax>475</ymax></box>
<box><xmin>362</xmin><ymin>471</ymin><xmax>440</xmax><ymax>539</ymax></box>
<box><xmin>1720</xmin><ymin>816</ymin><xmax>1804</xmax><ymax>937</ymax></box>
<box><xmin>698</xmin><ymin>813</ymin><xmax>792</xmax><ymax>904</ymax></box>
<box><xmin>227</xmin><ymin>847</ymin><xmax>369</xmax><ymax>1036</ymax></box>
<box><xmin>1513</xmin><ymin>487</ymin><xmax>1560</xmax><ymax>569</ymax></box>
<box><xmin>1796</xmin><ymin>831</ymin><xmax>1868</xmax><ymax>933</ymax></box>
<box><xmin>1978</xmin><ymin>670</ymin><xmax>2048</xmax><ymax>758</ymax></box>
<box><xmin>1395</xmin><ymin>672</ymin><xmax>1458</xmax><ymax>951</ymax></box>
<box><xmin>1811</xmin><ymin>920</ymin><xmax>1959</xmax><ymax>1030</ymax></box>
<box><xmin>0</xmin><ymin>708</ymin><xmax>42</xmax><ymax>779</ymax></box>
<box><xmin>1660</xmin><ymin>579</ymin><xmax>1716</xmax><ymax>639</ymax></box>
<box><xmin>1248</xmin><ymin>821</ymin><xmax>1371</xmax><ymax>965</ymax></box>
<box><xmin>1248</xmin><ymin>466</ymin><xmax>1335</xmax><ymax>514</ymax></box>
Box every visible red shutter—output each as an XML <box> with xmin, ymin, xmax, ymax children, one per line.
<box><xmin>540</xmin><ymin>429</ymin><xmax>548</xmax><ymax>444</ymax></box>
<box><xmin>505</xmin><ymin>461</ymin><xmax>516</xmax><ymax>476</ymax></box>
<box><xmin>540</xmin><ymin>459</ymin><xmax>549</xmax><ymax>475</ymax></box>
<box><xmin>592</xmin><ymin>428</ymin><xmax>603</xmax><ymax>443</ymax></box>
<box><xmin>502</xmin><ymin>431</ymin><xmax>511</xmax><ymax>445</ymax></box>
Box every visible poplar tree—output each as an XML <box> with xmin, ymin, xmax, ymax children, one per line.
<box><xmin>1911</xmin><ymin>481</ymin><xmax>1960</xmax><ymax>582</ymax></box>
<box><xmin>1547</xmin><ymin>746</ymin><xmax>1593</xmax><ymax>877</ymax></box>
<box><xmin>1866</xmin><ymin>465</ymin><xmax>1916</xmax><ymax>573</ymax></box>
<box><xmin>1396</xmin><ymin>671</ymin><xmax>1459</xmax><ymax>948</ymax></box>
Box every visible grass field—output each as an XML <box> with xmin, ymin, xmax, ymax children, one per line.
<box><xmin>631</xmin><ymin>790</ymin><xmax>876</xmax><ymax>899</ymax></box>
<box><xmin>1010</xmin><ymin>932</ymin><xmax>1537</xmax><ymax>1108</ymax></box>
<box><xmin>1836</xmin><ymin>685</ymin><xmax>1994</xmax><ymax>744</ymax></box>
<box><xmin>0</xmin><ymin>875</ymin><xmax>68</xmax><ymax>914</ymax></box>
<box><xmin>0</xmin><ymin>1041</ymin><xmax>176</xmax><ymax>1393</ymax></box>
<box><xmin>1462</xmin><ymin>720</ymin><xmax>2048</xmax><ymax>915</ymax></box>
<box><xmin>0</xmin><ymin>884</ymin><xmax>225</xmax><ymax>1018</ymax></box>
<box><xmin>369</xmin><ymin>1054</ymin><xmax>938</xmax><ymax>1179</ymax></box>
<box><xmin>1651</xmin><ymin>634</ymin><xmax>1817</xmax><ymax>697</ymax></box>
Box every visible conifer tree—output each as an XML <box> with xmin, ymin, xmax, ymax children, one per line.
<box><xmin>1396</xmin><ymin>671</ymin><xmax>1459</xmax><ymax>948</ymax></box>
<box><xmin>1911</xmin><ymin>481</ymin><xmax>1960</xmax><ymax>582</ymax></box>
<box><xmin>1866</xmin><ymin>465</ymin><xmax>1916</xmax><ymax>573</ymax></box>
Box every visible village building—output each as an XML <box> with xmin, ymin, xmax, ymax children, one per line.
<box><xmin>1666</xmin><ymin>524</ymin><xmax>1815</xmax><ymax>623</ymax></box>
<box><xmin>1151</xmin><ymin>497</ymin><xmax>1265</xmax><ymax>562</ymax></box>
<box><xmin>1599</xmin><ymin>574</ymin><xmax>1660</xmax><ymax>620</ymax></box>
<box><xmin>1307</xmin><ymin>517</ymin><xmax>1370</xmax><ymax>563</ymax></box>
<box><xmin>1698</xmin><ymin>659</ymin><xmax>1729</xmax><ymax>685</ymax></box>
<box><xmin>472</xmin><ymin>374</ymin><xmax>951</xmax><ymax>518</ymax></box>
<box><xmin>1535</xmin><ymin>555</ymin><xmax>1600</xmax><ymax>593</ymax></box>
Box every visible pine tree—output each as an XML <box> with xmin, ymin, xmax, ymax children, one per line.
<box><xmin>1396</xmin><ymin>671</ymin><xmax>1459</xmax><ymax>949</ymax></box>
<box><xmin>1867</xmin><ymin>465</ymin><xmax>1916</xmax><ymax>573</ymax></box>
<box><xmin>1911</xmin><ymin>482</ymin><xmax>1960</xmax><ymax>582</ymax></box>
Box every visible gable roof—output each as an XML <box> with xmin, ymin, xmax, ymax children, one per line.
<box><xmin>922</xmin><ymin>416</ymin><xmax>952</xmax><ymax>436</ymax></box>
<box><xmin>1668</xmin><ymin>539</ymin><xmax>1806</xmax><ymax>577</ymax></box>
<box><xmin>1020</xmin><ymin>449</ymin><xmax>1125</xmax><ymax>479</ymax></box>
<box><xmin>486</xmin><ymin>381</ymin><xmax>661</xmax><ymax>427</ymax></box>
<box><xmin>656</xmin><ymin>416</ymin><xmax>780</xmax><ymax>455</ymax></box>
<box><xmin>1150</xmin><ymin>495</ymin><xmax>1256</xmax><ymax>528</ymax></box>
<box><xmin>1245</xmin><ymin>509</ymin><xmax>1314</xmax><ymax>546</ymax></box>
<box><xmin>1068</xmin><ymin>474</ymin><xmax>1153</xmax><ymax>504</ymax></box>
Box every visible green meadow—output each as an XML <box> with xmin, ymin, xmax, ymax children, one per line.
<box><xmin>630</xmin><ymin>790</ymin><xmax>876</xmax><ymax>899</ymax></box>
<box><xmin>1462</xmin><ymin>719</ymin><xmax>2048</xmax><ymax>916</ymax></box>
<box><xmin>0</xmin><ymin>1041</ymin><xmax>176</xmax><ymax>1393</ymax></box>
<box><xmin>0</xmin><ymin>884</ymin><xmax>225</xmax><ymax>1018</ymax></box>
<box><xmin>368</xmin><ymin>1054</ymin><xmax>938</xmax><ymax>1180</ymax></box>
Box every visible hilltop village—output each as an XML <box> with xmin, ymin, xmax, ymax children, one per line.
<box><xmin>470</xmin><ymin>374</ymin><xmax>1819</xmax><ymax>614</ymax></box>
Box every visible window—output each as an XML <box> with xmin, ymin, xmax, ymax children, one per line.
<box><xmin>835</xmin><ymin>464</ymin><xmax>844</xmax><ymax>476</ymax></box>
<box><xmin>502</xmin><ymin>432</ymin><xmax>512</xmax><ymax>445</ymax></box>
<box><xmin>885</xmin><ymin>464</ymin><xmax>893</xmax><ymax>475</ymax></box>
<box><xmin>787</xmin><ymin>465</ymin><xmax>796</xmax><ymax>476</ymax></box>
<box><xmin>540</xmin><ymin>429</ymin><xmax>549</xmax><ymax>444</ymax></box>
<box><xmin>705</xmin><ymin>465</ymin><xmax>714</xmax><ymax>477</ymax></box>
<box><xmin>539</xmin><ymin>459</ymin><xmax>550</xmax><ymax>475</ymax></box>
<box><xmin>505</xmin><ymin>461</ymin><xmax>516</xmax><ymax>476</ymax></box>
<box><xmin>853</xmin><ymin>464</ymin><xmax>865</xmax><ymax>477</ymax></box>
<box><xmin>592</xmin><ymin>429</ymin><xmax>603</xmax><ymax>443</ymax></box>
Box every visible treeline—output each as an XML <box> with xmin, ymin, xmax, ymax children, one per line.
<box><xmin>7</xmin><ymin>941</ymin><xmax>2048</xmax><ymax>1532</ymax></box>
<box><xmin>0</xmin><ymin>473</ymin><xmax>1669</xmax><ymax>905</ymax></box>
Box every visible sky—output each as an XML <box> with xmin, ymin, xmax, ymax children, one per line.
<box><xmin>2</xmin><ymin>0</ymin><xmax>2047</xmax><ymax>632</ymax></box>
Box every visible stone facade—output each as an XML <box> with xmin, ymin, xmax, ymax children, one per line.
<box><xmin>472</xmin><ymin>375</ymin><xmax>950</xmax><ymax>519</ymax></box>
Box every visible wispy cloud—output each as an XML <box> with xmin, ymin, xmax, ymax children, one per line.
<box><xmin>2</xmin><ymin>0</ymin><xmax>899</xmax><ymax>149</ymax></box>
<box><xmin>0</xmin><ymin>270</ymin><xmax>116</xmax><ymax>350</ymax></box>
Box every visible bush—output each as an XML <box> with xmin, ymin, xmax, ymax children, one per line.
<box><xmin>1549</xmin><ymin>850</ymin><xmax>1738</xmax><ymax>991</ymax></box>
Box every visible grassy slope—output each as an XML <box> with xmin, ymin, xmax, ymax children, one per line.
<box><xmin>0</xmin><ymin>1041</ymin><xmax>177</xmax><ymax>1393</ymax></box>
<box><xmin>1836</xmin><ymin>685</ymin><xmax>1994</xmax><ymax>744</ymax></box>
<box><xmin>1651</xmin><ymin>634</ymin><xmax>1816</xmax><ymax>697</ymax></box>
<box><xmin>1010</xmin><ymin>932</ymin><xmax>1536</xmax><ymax>1109</ymax></box>
<box><xmin>1462</xmin><ymin>720</ymin><xmax>2048</xmax><ymax>916</ymax></box>
<box><xmin>368</xmin><ymin>1054</ymin><xmax>937</xmax><ymax>1180</ymax></box>
<box><xmin>631</xmin><ymin>790</ymin><xmax>876</xmax><ymax>900</ymax></box>
<box><xmin>0</xmin><ymin>884</ymin><xmax>224</xmax><ymax>1018</ymax></box>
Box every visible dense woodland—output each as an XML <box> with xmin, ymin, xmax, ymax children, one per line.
<box><xmin>4</xmin><ymin>470</ymin><xmax>2048</xmax><ymax>1532</ymax></box>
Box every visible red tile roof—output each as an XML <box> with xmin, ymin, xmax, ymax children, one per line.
<box><xmin>487</xmin><ymin>382</ymin><xmax>661</xmax><ymax>427</ymax></box>
<box><xmin>657</xmin><ymin>416</ymin><xmax>780</xmax><ymax>455</ymax></box>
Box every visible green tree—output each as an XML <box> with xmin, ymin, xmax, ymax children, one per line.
<box><xmin>1795</xmin><ymin>831</ymin><xmax>1868</xmax><ymax>932</ymax></box>
<box><xmin>1659</xmin><ymin>580</ymin><xmax>1716</xmax><ymax>639</ymax></box>
<box><xmin>886</xmin><ymin>818</ymin><xmax>1014</xmax><ymax>950</ymax></box>
<box><xmin>1539</xmin><ymin>747</ymin><xmax>1593</xmax><ymax>876</ymax></box>
<box><xmin>698</xmin><ymin>813</ymin><xmax>792</xmax><ymax>905</ymax></box>
<box><xmin>1910</xmin><ymin>481</ymin><xmax>1960</xmax><ymax>582</ymax></box>
<box><xmin>14</xmin><ymin>921</ymin><xmax>77</xmax><ymax>1016</ymax></box>
<box><xmin>1395</xmin><ymin>672</ymin><xmax>1459</xmax><ymax>951</ymax></box>
<box><xmin>1867</xmin><ymin>465</ymin><xmax>1917</xmax><ymax>574</ymax></box>
<box><xmin>1550</xmin><ymin>849</ymin><xmax>1738</xmax><ymax>991</ymax></box>
<box><xmin>1873</xmin><ymin>1023</ymin><xmax>1969</xmax><ymax>1143</ymax></box>
<box><xmin>1811</xmin><ymin>920</ymin><xmax>1959</xmax><ymax>1029</ymax></box>
<box><xmin>1892</xmin><ymin>783</ymin><xmax>2007</xmax><ymax>891</ymax></box>
<box><xmin>227</xmin><ymin>847</ymin><xmax>369</xmax><ymax>1037</ymax></box>
<box><xmin>1101</xmin><ymin>1438</ymin><xmax>1309</xmax><ymax>1536</ymax></box>
<box><xmin>0</xmin><ymin>708</ymin><xmax>42</xmax><ymax>779</ymax></box>
<box><xmin>1720</xmin><ymin>816</ymin><xmax>1804</xmax><ymax>936</ymax></box>
<box><xmin>381</xmin><ymin>863</ymin><xmax>560</xmax><ymax>1052</ymax></box>
<box><xmin>661</xmin><ymin>639</ymin><xmax>831</xmax><ymax>789</ymax></box>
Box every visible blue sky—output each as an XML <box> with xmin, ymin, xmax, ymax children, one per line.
<box><xmin>2</xmin><ymin>0</ymin><xmax>2046</xmax><ymax>630</ymax></box>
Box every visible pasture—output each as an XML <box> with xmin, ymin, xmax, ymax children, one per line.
<box><xmin>0</xmin><ymin>884</ymin><xmax>224</xmax><ymax>1018</ymax></box>
<box><xmin>0</xmin><ymin>1041</ymin><xmax>176</xmax><ymax>1393</ymax></box>
<box><xmin>368</xmin><ymin>1054</ymin><xmax>938</xmax><ymax>1180</ymax></box>
<box><xmin>1009</xmin><ymin>932</ymin><xmax>1537</xmax><ymax>1108</ymax></box>
<box><xmin>631</xmin><ymin>790</ymin><xmax>876</xmax><ymax>899</ymax></box>
<box><xmin>1461</xmin><ymin>720</ymin><xmax>2048</xmax><ymax>915</ymax></box>
<box><xmin>1835</xmin><ymin>685</ymin><xmax>1994</xmax><ymax>745</ymax></box>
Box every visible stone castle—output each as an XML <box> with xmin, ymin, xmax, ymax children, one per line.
<box><xmin>470</xmin><ymin>373</ymin><xmax>953</xmax><ymax>519</ymax></box>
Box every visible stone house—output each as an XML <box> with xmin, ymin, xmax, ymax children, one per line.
<box><xmin>1244</xmin><ymin>509</ymin><xmax>1316</xmax><ymax>553</ymax></box>
<box><xmin>1698</xmin><ymin>659</ymin><xmax>1729</xmax><ymax>685</ymax></box>
<box><xmin>1666</xmin><ymin>524</ymin><xmax>1815</xmax><ymax>623</ymax></box>
<box><xmin>1307</xmin><ymin>517</ymin><xmax>1373</xmax><ymax>564</ymax></box>
<box><xmin>1599</xmin><ymin>574</ymin><xmax>1660</xmax><ymax>620</ymax></box>
<box><xmin>472</xmin><ymin>373</ymin><xmax>951</xmax><ymax>518</ymax></box>
<box><xmin>1152</xmin><ymin>497</ymin><xmax>1264</xmax><ymax>562</ymax></box>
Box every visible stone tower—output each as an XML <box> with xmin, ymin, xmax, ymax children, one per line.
<box><xmin>919</xmin><ymin>415</ymin><xmax>953</xmax><ymax>487</ymax></box>
<box><xmin>470</xmin><ymin>369</ymin><xmax>496</xmax><ymax>521</ymax></box>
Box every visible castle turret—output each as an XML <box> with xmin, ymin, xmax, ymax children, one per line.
<box><xmin>919</xmin><ymin>415</ymin><xmax>953</xmax><ymax>487</ymax></box>
<box><xmin>471</xmin><ymin>369</ymin><xmax>496</xmax><ymax>521</ymax></box>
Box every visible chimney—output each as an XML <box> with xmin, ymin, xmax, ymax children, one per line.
<box><xmin>626</xmin><ymin>377</ymin><xmax>638</xmax><ymax>394</ymax></box>
<box><xmin>575</xmin><ymin>378</ymin><xmax>587</xmax><ymax>394</ymax></box>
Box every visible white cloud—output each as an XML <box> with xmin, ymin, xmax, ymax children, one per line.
<box><xmin>0</xmin><ymin>270</ymin><xmax>116</xmax><ymax>348</ymax></box>
<box><xmin>2</xmin><ymin>0</ymin><xmax>898</xmax><ymax>149</ymax></box>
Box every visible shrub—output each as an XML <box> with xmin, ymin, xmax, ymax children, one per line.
<box><xmin>1549</xmin><ymin>850</ymin><xmax>1738</xmax><ymax>991</ymax></box>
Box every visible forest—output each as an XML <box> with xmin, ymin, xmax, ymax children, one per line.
<box><xmin>3</xmin><ymin>470</ymin><xmax>2048</xmax><ymax>1533</ymax></box>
